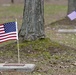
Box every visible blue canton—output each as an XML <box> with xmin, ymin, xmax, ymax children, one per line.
<box><xmin>4</xmin><ymin>22</ymin><xmax>16</xmax><ymax>33</ymax></box>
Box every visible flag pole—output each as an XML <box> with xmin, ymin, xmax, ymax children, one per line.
<box><xmin>15</xmin><ymin>19</ymin><xmax>20</xmax><ymax>63</ymax></box>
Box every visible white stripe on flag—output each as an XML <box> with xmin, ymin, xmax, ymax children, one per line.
<box><xmin>0</xmin><ymin>32</ymin><xmax>16</xmax><ymax>36</ymax></box>
<box><xmin>0</xmin><ymin>34</ymin><xmax>17</xmax><ymax>39</ymax></box>
<box><xmin>0</xmin><ymin>28</ymin><xmax>4</xmax><ymax>30</ymax></box>
<box><xmin>0</xmin><ymin>37</ymin><xmax>17</xmax><ymax>43</ymax></box>
<box><xmin>0</xmin><ymin>25</ymin><xmax>3</xmax><ymax>28</ymax></box>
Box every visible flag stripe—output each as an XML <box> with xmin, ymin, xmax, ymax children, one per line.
<box><xmin>0</xmin><ymin>25</ymin><xmax>3</xmax><ymax>28</ymax></box>
<box><xmin>0</xmin><ymin>35</ymin><xmax>17</xmax><ymax>39</ymax></box>
<box><xmin>0</xmin><ymin>36</ymin><xmax>17</xmax><ymax>41</ymax></box>
<box><xmin>0</xmin><ymin>31</ymin><xmax>5</xmax><ymax>34</ymax></box>
<box><xmin>0</xmin><ymin>28</ymin><xmax>4</xmax><ymax>30</ymax></box>
<box><xmin>0</xmin><ymin>30</ymin><xmax>4</xmax><ymax>32</ymax></box>
<box><xmin>0</xmin><ymin>37</ymin><xmax>17</xmax><ymax>43</ymax></box>
<box><xmin>0</xmin><ymin>32</ymin><xmax>16</xmax><ymax>37</ymax></box>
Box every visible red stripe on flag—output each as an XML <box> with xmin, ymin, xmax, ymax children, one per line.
<box><xmin>0</xmin><ymin>36</ymin><xmax>17</xmax><ymax>40</ymax></box>
<box><xmin>0</xmin><ymin>27</ymin><xmax>4</xmax><ymax>29</ymax></box>
<box><xmin>0</xmin><ymin>33</ymin><xmax>16</xmax><ymax>37</ymax></box>
<box><xmin>0</xmin><ymin>24</ymin><xmax>3</xmax><ymax>25</ymax></box>
<box><xmin>0</xmin><ymin>30</ymin><xmax>4</xmax><ymax>32</ymax></box>
<box><xmin>0</xmin><ymin>38</ymin><xmax>17</xmax><ymax>43</ymax></box>
<box><xmin>0</xmin><ymin>31</ymin><xmax>5</xmax><ymax>34</ymax></box>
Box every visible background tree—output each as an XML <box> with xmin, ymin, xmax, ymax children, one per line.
<box><xmin>11</xmin><ymin>0</ymin><xmax>14</xmax><ymax>4</ymax></box>
<box><xmin>68</xmin><ymin>0</ymin><xmax>76</xmax><ymax>14</ymax></box>
<box><xmin>19</xmin><ymin>0</ymin><xmax>45</xmax><ymax>41</ymax></box>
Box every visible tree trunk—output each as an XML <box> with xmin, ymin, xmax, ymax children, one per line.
<box><xmin>19</xmin><ymin>0</ymin><xmax>45</xmax><ymax>41</ymax></box>
<box><xmin>68</xmin><ymin>0</ymin><xmax>76</xmax><ymax>14</ymax></box>
<box><xmin>11</xmin><ymin>0</ymin><xmax>14</xmax><ymax>4</ymax></box>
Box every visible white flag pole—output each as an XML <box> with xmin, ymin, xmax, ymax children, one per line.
<box><xmin>15</xmin><ymin>19</ymin><xmax>20</xmax><ymax>63</ymax></box>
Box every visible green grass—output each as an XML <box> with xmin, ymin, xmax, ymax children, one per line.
<box><xmin>46</xmin><ymin>27</ymin><xmax>76</xmax><ymax>49</ymax></box>
<box><xmin>44</xmin><ymin>4</ymin><xmax>67</xmax><ymax>25</ymax></box>
<box><xmin>0</xmin><ymin>4</ymin><xmax>23</xmax><ymax>27</ymax></box>
<box><xmin>0</xmin><ymin>4</ymin><xmax>23</xmax><ymax>16</ymax></box>
<box><xmin>44</xmin><ymin>4</ymin><xmax>67</xmax><ymax>14</ymax></box>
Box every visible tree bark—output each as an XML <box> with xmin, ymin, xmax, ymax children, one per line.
<box><xmin>68</xmin><ymin>0</ymin><xmax>76</xmax><ymax>14</ymax></box>
<box><xmin>19</xmin><ymin>0</ymin><xmax>45</xmax><ymax>41</ymax></box>
<box><xmin>11</xmin><ymin>0</ymin><xmax>14</xmax><ymax>4</ymax></box>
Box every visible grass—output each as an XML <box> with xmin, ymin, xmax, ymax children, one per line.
<box><xmin>46</xmin><ymin>29</ymin><xmax>76</xmax><ymax>48</ymax></box>
<box><xmin>0</xmin><ymin>4</ymin><xmax>23</xmax><ymax>28</ymax></box>
<box><xmin>44</xmin><ymin>4</ymin><xmax>67</xmax><ymax>14</ymax></box>
<box><xmin>0</xmin><ymin>2</ymin><xmax>76</xmax><ymax>75</ymax></box>
<box><xmin>45</xmin><ymin>16</ymin><xmax>76</xmax><ymax>49</ymax></box>
<box><xmin>44</xmin><ymin>4</ymin><xmax>67</xmax><ymax>25</ymax></box>
<box><xmin>0</xmin><ymin>39</ymin><xmax>76</xmax><ymax>75</ymax></box>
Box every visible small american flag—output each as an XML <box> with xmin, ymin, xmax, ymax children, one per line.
<box><xmin>0</xmin><ymin>22</ymin><xmax>18</xmax><ymax>43</ymax></box>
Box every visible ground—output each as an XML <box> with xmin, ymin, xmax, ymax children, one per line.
<box><xmin>0</xmin><ymin>0</ymin><xmax>76</xmax><ymax>75</ymax></box>
<box><xmin>0</xmin><ymin>38</ymin><xmax>76</xmax><ymax>75</ymax></box>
